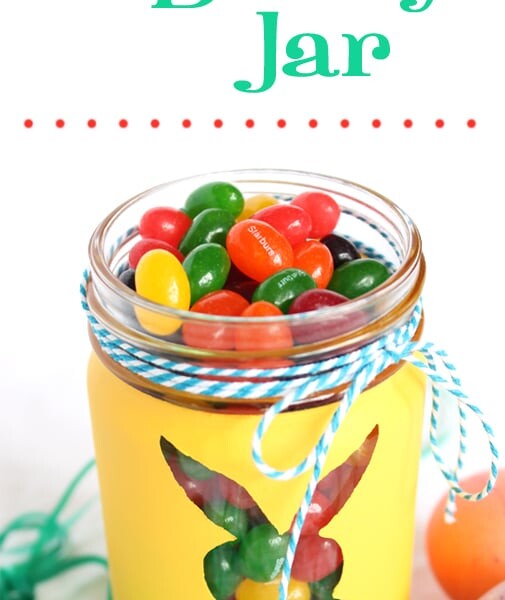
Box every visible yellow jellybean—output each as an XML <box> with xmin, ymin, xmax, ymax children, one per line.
<box><xmin>237</xmin><ymin>194</ymin><xmax>280</xmax><ymax>221</ymax></box>
<box><xmin>236</xmin><ymin>576</ymin><xmax>310</xmax><ymax>600</ymax></box>
<box><xmin>134</xmin><ymin>249</ymin><xmax>190</xmax><ymax>335</ymax></box>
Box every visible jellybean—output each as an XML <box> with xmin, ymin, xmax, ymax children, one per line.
<box><xmin>288</xmin><ymin>289</ymin><xmax>348</xmax><ymax>314</ymax></box>
<box><xmin>178</xmin><ymin>452</ymin><xmax>215</xmax><ymax>481</ymax></box>
<box><xmin>228</xmin><ymin>279</ymin><xmax>258</xmax><ymax>304</ymax></box>
<box><xmin>179</xmin><ymin>208</ymin><xmax>236</xmax><ymax>256</ymax></box>
<box><xmin>237</xmin><ymin>194</ymin><xmax>279</xmax><ymax>222</ymax></box>
<box><xmin>203</xmin><ymin>499</ymin><xmax>249</xmax><ymax>538</ymax></box>
<box><xmin>118</xmin><ymin>268</ymin><xmax>136</xmax><ymax>291</ymax></box>
<box><xmin>327</xmin><ymin>258</ymin><xmax>390</xmax><ymax>299</ymax></box>
<box><xmin>252</xmin><ymin>268</ymin><xmax>316</xmax><ymax>313</ymax></box>
<box><xmin>288</xmin><ymin>289</ymin><xmax>350</xmax><ymax>344</ymax></box>
<box><xmin>235</xmin><ymin>576</ymin><xmax>310</xmax><ymax>600</ymax></box>
<box><xmin>139</xmin><ymin>206</ymin><xmax>192</xmax><ymax>247</ymax></box>
<box><xmin>182</xmin><ymin>290</ymin><xmax>250</xmax><ymax>350</ymax></box>
<box><xmin>291</xmin><ymin>192</ymin><xmax>341</xmax><ymax>238</ymax></box>
<box><xmin>129</xmin><ymin>238</ymin><xmax>183</xmax><ymax>268</ymax></box>
<box><xmin>237</xmin><ymin>524</ymin><xmax>289</xmax><ymax>582</ymax></box>
<box><xmin>235</xmin><ymin>300</ymin><xmax>293</xmax><ymax>350</ymax></box>
<box><xmin>293</xmin><ymin>240</ymin><xmax>334</xmax><ymax>288</ymax></box>
<box><xmin>218</xmin><ymin>475</ymin><xmax>257</xmax><ymax>510</ymax></box>
<box><xmin>254</xmin><ymin>204</ymin><xmax>312</xmax><ymax>246</ymax></box>
<box><xmin>185</xmin><ymin>181</ymin><xmax>244</xmax><ymax>219</ymax></box>
<box><xmin>169</xmin><ymin>460</ymin><xmax>218</xmax><ymax>508</ymax></box>
<box><xmin>183</xmin><ymin>243</ymin><xmax>231</xmax><ymax>304</ymax></box>
<box><xmin>309</xmin><ymin>566</ymin><xmax>343</xmax><ymax>600</ymax></box>
<box><xmin>204</xmin><ymin>542</ymin><xmax>243</xmax><ymax>600</ymax></box>
<box><xmin>226</xmin><ymin>220</ymin><xmax>294</xmax><ymax>282</ymax></box>
<box><xmin>295</xmin><ymin>489</ymin><xmax>333</xmax><ymax>536</ymax></box>
<box><xmin>247</xmin><ymin>506</ymin><xmax>270</xmax><ymax>529</ymax></box>
<box><xmin>301</xmin><ymin>427</ymin><xmax>379</xmax><ymax>531</ymax></box>
<box><xmin>291</xmin><ymin>535</ymin><xmax>342</xmax><ymax>583</ymax></box>
<box><xmin>320</xmin><ymin>234</ymin><xmax>360</xmax><ymax>268</ymax></box>
<box><xmin>234</xmin><ymin>301</ymin><xmax>293</xmax><ymax>351</ymax></box>
<box><xmin>134</xmin><ymin>249</ymin><xmax>191</xmax><ymax>335</ymax></box>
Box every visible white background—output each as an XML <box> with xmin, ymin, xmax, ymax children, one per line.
<box><xmin>0</xmin><ymin>1</ymin><xmax>503</xmax><ymax>598</ymax></box>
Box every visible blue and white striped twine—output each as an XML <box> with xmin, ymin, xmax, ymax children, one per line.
<box><xmin>81</xmin><ymin>224</ymin><xmax>499</xmax><ymax>600</ymax></box>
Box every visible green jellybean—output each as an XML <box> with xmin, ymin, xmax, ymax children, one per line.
<box><xmin>178</xmin><ymin>453</ymin><xmax>214</xmax><ymax>480</ymax></box>
<box><xmin>179</xmin><ymin>208</ymin><xmax>236</xmax><ymax>256</ymax></box>
<box><xmin>237</xmin><ymin>523</ymin><xmax>289</xmax><ymax>582</ymax></box>
<box><xmin>327</xmin><ymin>258</ymin><xmax>390</xmax><ymax>299</ymax></box>
<box><xmin>204</xmin><ymin>541</ymin><xmax>243</xmax><ymax>600</ymax></box>
<box><xmin>252</xmin><ymin>268</ymin><xmax>317</xmax><ymax>313</ymax></box>
<box><xmin>183</xmin><ymin>243</ymin><xmax>231</xmax><ymax>304</ymax></box>
<box><xmin>203</xmin><ymin>499</ymin><xmax>249</xmax><ymax>539</ymax></box>
<box><xmin>185</xmin><ymin>182</ymin><xmax>245</xmax><ymax>219</ymax></box>
<box><xmin>309</xmin><ymin>565</ymin><xmax>344</xmax><ymax>599</ymax></box>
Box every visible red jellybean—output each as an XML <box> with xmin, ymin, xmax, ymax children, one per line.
<box><xmin>254</xmin><ymin>204</ymin><xmax>312</xmax><ymax>247</ymax></box>
<box><xmin>235</xmin><ymin>301</ymin><xmax>293</xmax><ymax>351</ymax></box>
<box><xmin>129</xmin><ymin>238</ymin><xmax>184</xmax><ymax>268</ymax></box>
<box><xmin>288</xmin><ymin>289</ymin><xmax>350</xmax><ymax>344</ymax></box>
<box><xmin>182</xmin><ymin>290</ymin><xmax>250</xmax><ymax>350</ymax></box>
<box><xmin>169</xmin><ymin>459</ymin><xmax>219</xmax><ymax>508</ymax></box>
<box><xmin>296</xmin><ymin>427</ymin><xmax>379</xmax><ymax>535</ymax></box>
<box><xmin>139</xmin><ymin>206</ymin><xmax>192</xmax><ymax>247</ymax></box>
<box><xmin>218</xmin><ymin>475</ymin><xmax>257</xmax><ymax>510</ymax></box>
<box><xmin>289</xmin><ymin>289</ymin><xmax>348</xmax><ymax>314</ymax></box>
<box><xmin>291</xmin><ymin>192</ymin><xmax>341</xmax><ymax>238</ymax></box>
<box><xmin>226</xmin><ymin>220</ymin><xmax>294</xmax><ymax>282</ymax></box>
<box><xmin>293</xmin><ymin>240</ymin><xmax>334</xmax><ymax>288</ymax></box>
<box><xmin>292</xmin><ymin>535</ymin><xmax>343</xmax><ymax>582</ymax></box>
<box><xmin>302</xmin><ymin>489</ymin><xmax>334</xmax><ymax>536</ymax></box>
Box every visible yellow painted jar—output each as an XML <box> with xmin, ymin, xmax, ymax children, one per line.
<box><xmin>85</xmin><ymin>169</ymin><xmax>426</xmax><ymax>600</ymax></box>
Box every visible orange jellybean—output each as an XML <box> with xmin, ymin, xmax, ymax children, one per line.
<box><xmin>182</xmin><ymin>290</ymin><xmax>250</xmax><ymax>350</ymax></box>
<box><xmin>226</xmin><ymin>219</ymin><xmax>294</xmax><ymax>282</ymax></box>
<box><xmin>235</xmin><ymin>301</ymin><xmax>293</xmax><ymax>351</ymax></box>
<box><xmin>293</xmin><ymin>240</ymin><xmax>334</xmax><ymax>288</ymax></box>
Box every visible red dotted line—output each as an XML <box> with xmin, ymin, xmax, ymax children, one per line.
<box><xmin>23</xmin><ymin>118</ymin><xmax>478</xmax><ymax>129</ymax></box>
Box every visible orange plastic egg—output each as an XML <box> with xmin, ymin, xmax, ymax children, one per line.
<box><xmin>426</xmin><ymin>470</ymin><xmax>505</xmax><ymax>600</ymax></box>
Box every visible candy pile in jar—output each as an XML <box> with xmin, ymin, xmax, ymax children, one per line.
<box><xmin>118</xmin><ymin>181</ymin><xmax>390</xmax><ymax>348</ymax></box>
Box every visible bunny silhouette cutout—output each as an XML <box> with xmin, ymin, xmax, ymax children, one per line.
<box><xmin>160</xmin><ymin>425</ymin><xmax>379</xmax><ymax>600</ymax></box>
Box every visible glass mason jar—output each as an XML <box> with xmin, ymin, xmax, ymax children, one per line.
<box><xmin>85</xmin><ymin>169</ymin><xmax>426</xmax><ymax>600</ymax></box>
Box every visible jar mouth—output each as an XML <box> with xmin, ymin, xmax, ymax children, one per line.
<box><xmin>88</xmin><ymin>168</ymin><xmax>424</xmax><ymax>359</ymax></box>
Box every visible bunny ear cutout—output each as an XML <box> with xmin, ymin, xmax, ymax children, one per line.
<box><xmin>299</xmin><ymin>426</ymin><xmax>379</xmax><ymax>536</ymax></box>
<box><xmin>160</xmin><ymin>436</ymin><xmax>268</xmax><ymax>538</ymax></box>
